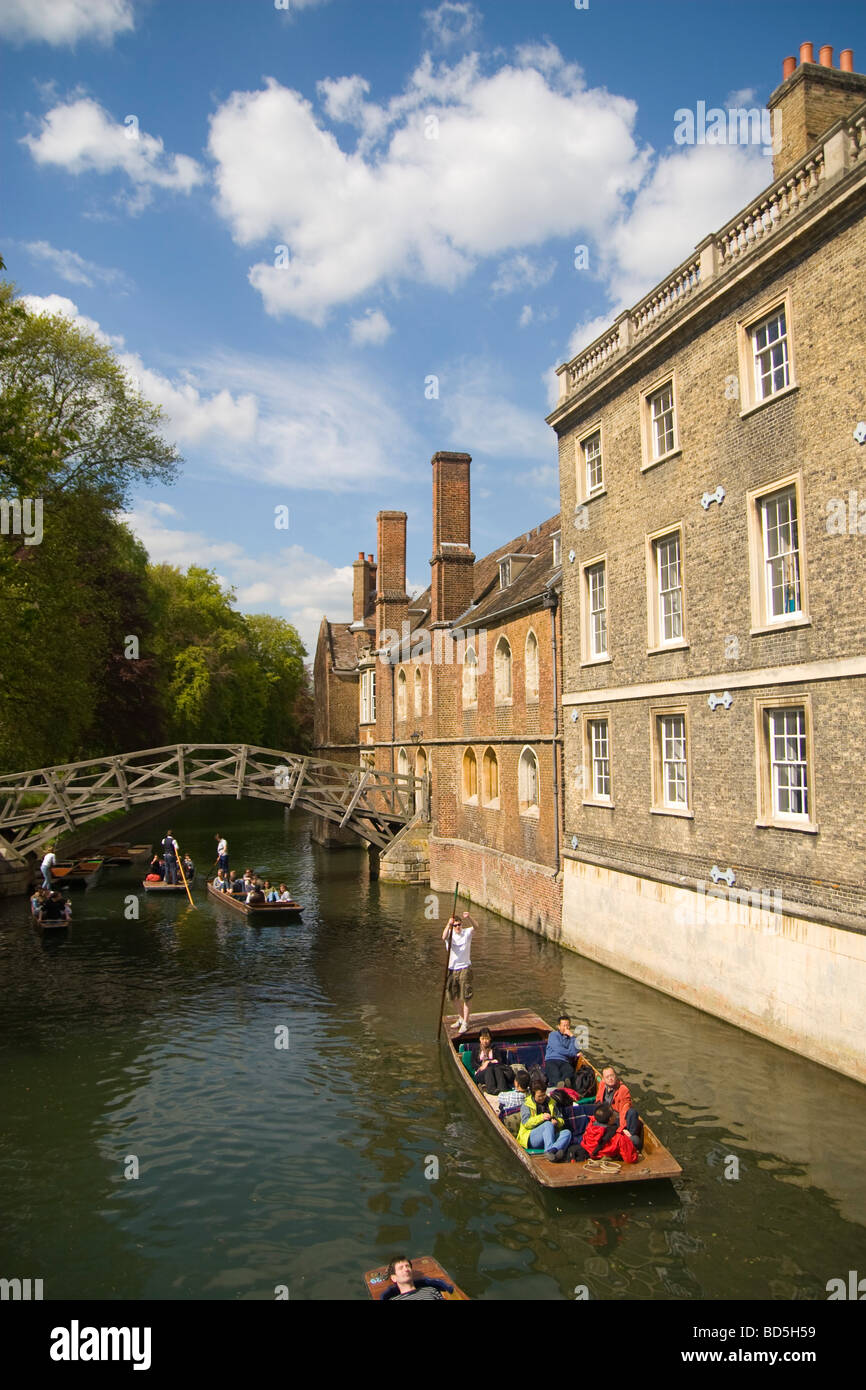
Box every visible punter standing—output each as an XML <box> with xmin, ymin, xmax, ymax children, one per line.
<box><xmin>442</xmin><ymin>910</ymin><xmax>478</xmax><ymax>1034</ymax></box>
<box><xmin>215</xmin><ymin>833</ymin><xmax>229</xmax><ymax>880</ymax></box>
<box><xmin>162</xmin><ymin>830</ymin><xmax>179</xmax><ymax>885</ymax></box>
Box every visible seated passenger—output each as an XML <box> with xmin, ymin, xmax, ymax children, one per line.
<box><xmin>517</xmin><ymin>1082</ymin><xmax>572</xmax><ymax>1163</ymax></box>
<box><xmin>380</xmin><ymin>1256</ymin><xmax>454</xmax><ymax>1301</ymax></box>
<box><xmin>41</xmin><ymin>891</ymin><xmax>68</xmax><ymax>922</ymax></box>
<box><xmin>277</xmin><ymin>883</ymin><xmax>293</xmax><ymax>902</ymax></box>
<box><xmin>263</xmin><ymin>880</ymin><xmax>279</xmax><ymax>903</ymax></box>
<box><xmin>182</xmin><ymin>854</ymin><xmax>195</xmax><ymax>879</ymax></box>
<box><xmin>544</xmin><ymin>1015</ymin><xmax>582</xmax><ymax>1088</ymax></box>
<box><xmin>497</xmin><ymin>1069</ymin><xmax>531</xmax><ymax>1113</ymax></box>
<box><xmin>471</xmin><ymin>1028</ymin><xmax>515</xmax><ymax>1095</ymax></box>
<box><xmin>213</xmin><ymin>870</ymin><xmax>230</xmax><ymax>892</ymax></box>
<box><xmin>595</xmin><ymin>1065</ymin><xmax>643</xmax><ymax>1149</ymax></box>
<box><xmin>231</xmin><ymin>875</ymin><xmax>246</xmax><ymax>896</ymax></box>
<box><xmin>573</xmin><ymin>1102</ymin><xmax>639</xmax><ymax>1164</ymax></box>
<box><xmin>246</xmin><ymin>884</ymin><xmax>266</xmax><ymax>905</ymax></box>
<box><xmin>243</xmin><ymin>869</ymin><xmax>255</xmax><ymax>892</ymax></box>
<box><xmin>31</xmin><ymin>888</ymin><xmax>47</xmax><ymax>917</ymax></box>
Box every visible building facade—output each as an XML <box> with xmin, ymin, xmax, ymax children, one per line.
<box><xmin>547</xmin><ymin>46</ymin><xmax>866</xmax><ymax>1082</ymax></box>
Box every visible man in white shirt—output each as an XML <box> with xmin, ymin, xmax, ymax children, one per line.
<box><xmin>441</xmin><ymin>911</ymin><xmax>478</xmax><ymax>1034</ymax></box>
<box><xmin>215</xmin><ymin>834</ymin><xmax>229</xmax><ymax>879</ymax></box>
<box><xmin>41</xmin><ymin>847</ymin><xmax>56</xmax><ymax>889</ymax></box>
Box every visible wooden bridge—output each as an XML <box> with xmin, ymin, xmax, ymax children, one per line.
<box><xmin>0</xmin><ymin>744</ymin><xmax>428</xmax><ymax>863</ymax></box>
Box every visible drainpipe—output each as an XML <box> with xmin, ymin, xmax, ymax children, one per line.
<box><xmin>389</xmin><ymin>657</ymin><xmax>395</xmax><ymax>776</ymax></box>
<box><xmin>545</xmin><ymin>588</ymin><xmax>562</xmax><ymax>874</ymax></box>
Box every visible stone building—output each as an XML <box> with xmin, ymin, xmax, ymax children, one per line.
<box><xmin>546</xmin><ymin>44</ymin><xmax>866</xmax><ymax>1082</ymax></box>
<box><xmin>314</xmin><ymin>451</ymin><xmax>564</xmax><ymax>934</ymax></box>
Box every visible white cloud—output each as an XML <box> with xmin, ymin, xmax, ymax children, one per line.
<box><xmin>491</xmin><ymin>252</ymin><xmax>556</xmax><ymax>296</ymax></box>
<box><xmin>119</xmin><ymin>354</ymin><xmax>259</xmax><ymax>446</ymax></box>
<box><xmin>439</xmin><ymin>358</ymin><xmax>552</xmax><ymax>460</ymax></box>
<box><xmin>123</xmin><ymin>500</ymin><xmax>353</xmax><ymax>654</ymax></box>
<box><xmin>0</xmin><ymin>0</ymin><xmax>133</xmax><ymax>45</ymax></box>
<box><xmin>519</xmin><ymin>305</ymin><xmax>533</xmax><ymax>328</ymax></box>
<box><xmin>208</xmin><ymin>47</ymin><xmax>647</xmax><ymax>322</ymax></box>
<box><xmin>422</xmin><ymin>2</ymin><xmax>481</xmax><ymax>46</ymax></box>
<box><xmin>19</xmin><ymin>291</ymin><xmax>124</xmax><ymax>347</ymax></box>
<box><xmin>349</xmin><ymin>308</ymin><xmax>392</xmax><ymax>346</ymax></box>
<box><xmin>24</xmin><ymin>239</ymin><xmax>127</xmax><ymax>288</ymax></box>
<box><xmin>23</xmin><ymin>98</ymin><xmax>205</xmax><ymax>209</ymax></box>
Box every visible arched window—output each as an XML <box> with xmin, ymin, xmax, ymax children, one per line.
<box><xmin>397</xmin><ymin>746</ymin><xmax>413</xmax><ymax>814</ymax></box>
<box><xmin>397</xmin><ymin>668</ymin><xmax>407</xmax><ymax>721</ymax></box>
<box><xmin>494</xmin><ymin>637</ymin><xmax>512</xmax><ymax>703</ymax></box>
<box><xmin>462</xmin><ymin>645</ymin><xmax>478</xmax><ymax>708</ymax></box>
<box><xmin>397</xmin><ymin>747</ymin><xmax>410</xmax><ymax>778</ymax></box>
<box><xmin>462</xmin><ymin>748</ymin><xmax>478</xmax><ymax>802</ymax></box>
<box><xmin>414</xmin><ymin>667</ymin><xmax>423</xmax><ymax>716</ymax></box>
<box><xmin>482</xmin><ymin>746</ymin><xmax>500</xmax><ymax>807</ymax></box>
<box><xmin>518</xmin><ymin>746</ymin><xmax>540</xmax><ymax>814</ymax></box>
<box><xmin>525</xmin><ymin>630</ymin><xmax>539</xmax><ymax>703</ymax></box>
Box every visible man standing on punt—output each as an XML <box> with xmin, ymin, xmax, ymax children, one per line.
<box><xmin>442</xmin><ymin>910</ymin><xmax>478</xmax><ymax>1035</ymax></box>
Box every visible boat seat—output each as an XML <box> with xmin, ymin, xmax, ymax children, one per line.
<box><xmin>501</xmin><ymin>1041</ymin><xmax>546</xmax><ymax>1069</ymax></box>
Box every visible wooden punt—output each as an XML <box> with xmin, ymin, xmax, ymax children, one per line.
<box><xmin>30</xmin><ymin>900</ymin><xmax>71</xmax><ymax>930</ymax></box>
<box><xmin>206</xmin><ymin>880</ymin><xmax>303</xmax><ymax>919</ymax></box>
<box><xmin>443</xmin><ymin>1007</ymin><xmax>683</xmax><ymax>1189</ymax></box>
<box><xmin>44</xmin><ymin>858</ymin><xmax>103</xmax><ymax>889</ymax></box>
<box><xmin>141</xmin><ymin>873</ymin><xmax>197</xmax><ymax>893</ymax></box>
<box><xmin>95</xmin><ymin>843</ymin><xmax>152</xmax><ymax>866</ymax></box>
<box><xmin>364</xmin><ymin>1256</ymin><xmax>469</xmax><ymax>1301</ymax></box>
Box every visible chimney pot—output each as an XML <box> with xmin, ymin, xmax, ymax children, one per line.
<box><xmin>840</xmin><ymin>48</ymin><xmax>854</xmax><ymax>72</ymax></box>
<box><xmin>368</xmin><ymin>554</ymin><xmax>374</xmax><ymax>564</ymax></box>
<box><xmin>782</xmin><ymin>54</ymin><xmax>796</xmax><ymax>80</ymax></box>
<box><xmin>358</xmin><ymin>551</ymin><xmax>364</xmax><ymax>561</ymax></box>
<box><xmin>799</xmin><ymin>41</ymin><xmax>814</xmax><ymax>64</ymax></box>
<box><xmin>819</xmin><ymin>45</ymin><xmax>834</xmax><ymax>68</ymax></box>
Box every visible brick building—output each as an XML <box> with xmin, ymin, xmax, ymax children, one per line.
<box><xmin>314</xmin><ymin>452</ymin><xmax>564</xmax><ymax>934</ymax></box>
<box><xmin>546</xmin><ymin>44</ymin><xmax>866</xmax><ymax>1081</ymax></box>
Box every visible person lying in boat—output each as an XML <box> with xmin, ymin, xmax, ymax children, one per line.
<box><xmin>517</xmin><ymin>1080</ymin><xmax>572</xmax><ymax>1163</ymax></box>
<box><xmin>572</xmin><ymin>1102</ymin><xmax>639</xmax><ymax>1164</ymax></box>
<box><xmin>379</xmin><ymin>1257</ymin><xmax>454</xmax><ymax>1301</ymax></box>
<box><xmin>471</xmin><ymin>1028</ymin><xmax>515</xmax><ymax>1096</ymax></box>
<box><xmin>595</xmin><ymin>1065</ymin><xmax>643</xmax><ymax>1150</ymax></box>
<box><xmin>497</xmin><ymin>1069</ymin><xmax>531</xmax><ymax>1114</ymax></box>
<box><xmin>544</xmin><ymin>1015</ymin><xmax>583</xmax><ymax>1088</ymax></box>
<box><xmin>213</xmin><ymin>870</ymin><xmax>231</xmax><ymax>892</ymax></box>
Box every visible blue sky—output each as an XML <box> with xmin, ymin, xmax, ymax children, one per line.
<box><xmin>3</xmin><ymin>0</ymin><xmax>864</xmax><ymax>655</ymax></box>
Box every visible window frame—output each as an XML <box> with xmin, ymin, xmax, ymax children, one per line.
<box><xmin>396</xmin><ymin>667</ymin><xmax>408</xmax><ymax>722</ymax></box>
<box><xmin>754</xmin><ymin>694</ymin><xmax>817</xmax><ymax>832</ymax></box>
<box><xmin>582</xmin><ymin>713</ymin><xmax>613</xmax><ymax>806</ymax></box>
<box><xmin>462</xmin><ymin>644</ymin><xmax>478</xmax><ymax>709</ymax></box>
<box><xmin>649</xmin><ymin>705</ymin><xmax>693</xmax><ymax>818</ymax></box>
<box><xmin>494</xmin><ymin>635</ymin><xmax>513</xmax><ymax>705</ymax></box>
<box><xmin>413</xmin><ymin>666</ymin><xmax>423</xmax><ymax>717</ymax></box>
<box><xmin>580</xmin><ymin>554</ymin><xmax>610</xmax><ymax>665</ymax></box>
<box><xmin>360</xmin><ymin>667</ymin><xmax>376</xmax><ymax>725</ymax></box>
<box><xmin>518</xmin><ymin>745</ymin><xmax>540</xmax><ymax>818</ymax></box>
<box><xmin>574</xmin><ymin>421</ymin><xmax>607</xmax><ymax>505</ymax></box>
<box><xmin>640</xmin><ymin>371</ymin><xmax>681</xmax><ymax>471</ymax></box>
<box><xmin>746</xmin><ymin>472</ymin><xmax>810</xmax><ymax>635</ymax></box>
<box><xmin>736</xmin><ymin>289</ymin><xmax>797</xmax><ymax>417</ymax></box>
<box><xmin>461</xmin><ymin>747</ymin><xmax>478</xmax><ymax>804</ymax></box>
<box><xmin>646</xmin><ymin>524</ymin><xmax>688</xmax><ymax>652</ymax></box>
<box><xmin>524</xmin><ymin>629</ymin><xmax>540</xmax><ymax>704</ymax></box>
<box><xmin>481</xmin><ymin>745</ymin><xmax>500</xmax><ymax>809</ymax></box>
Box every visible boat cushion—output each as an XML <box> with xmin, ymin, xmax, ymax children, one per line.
<box><xmin>501</xmin><ymin>1112</ymin><xmax>521</xmax><ymax>1137</ymax></box>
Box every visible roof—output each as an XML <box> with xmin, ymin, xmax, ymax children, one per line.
<box><xmin>323</xmin><ymin>620</ymin><xmax>361</xmax><ymax>673</ymax></box>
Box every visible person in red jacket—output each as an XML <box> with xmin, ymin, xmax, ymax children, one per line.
<box><xmin>595</xmin><ymin>1065</ymin><xmax>643</xmax><ymax>1150</ymax></box>
<box><xmin>577</xmin><ymin>1103</ymin><xmax>639</xmax><ymax>1164</ymax></box>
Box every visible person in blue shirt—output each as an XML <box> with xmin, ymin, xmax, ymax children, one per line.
<box><xmin>544</xmin><ymin>1014</ymin><xmax>582</xmax><ymax>1087</ymax></box>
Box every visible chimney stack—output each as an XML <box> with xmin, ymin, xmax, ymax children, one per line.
<box><xmin>769</xmin><ymin>42</ymin><xmax>866</xmax><ymax>179</ymax></box>
<box><xmin>375</xmin><ymin>511</ymin><xmax>409</xmax><ymax>648</ymax></box>
<box><xmin>352</xmin><ymin>550</ymin><xmax>376</xmax><ymax>626</ymax></box>
<box><xmin>430</xmin><ymin>451</ymin><xmax>476</xmax><ymax>626</ymax></box>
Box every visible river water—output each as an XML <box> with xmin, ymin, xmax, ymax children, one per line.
<box><xmin>1</xmin><ymin>797</ymin><xmax>863</xmax><ymax>1301</ymax></box>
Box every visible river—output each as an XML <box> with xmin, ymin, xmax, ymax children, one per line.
<box><xmin>1</xmin><ymin>797</ymin><xmax>863</xmax><ymax>1301</ymax></box>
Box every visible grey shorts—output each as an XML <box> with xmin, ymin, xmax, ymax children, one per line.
<box><xmin>446</xmin><ymin>966</ymin><xmax>474</xmax><ymax>1002</ymax></box>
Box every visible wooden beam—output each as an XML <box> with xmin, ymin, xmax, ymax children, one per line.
<box><xmin>289</xmin><ymin>758</ymin><xmax>309</xmax><ymax>808</ymax></box>
<box><xmin>339</xmin><ymin>770</ymin><xmax>371</xmax><ymax>828</ymax></box>
<box><xmin>236</xmin><ymin>744</ymin><xmax>248</xmax><ymax>799</ymax></box>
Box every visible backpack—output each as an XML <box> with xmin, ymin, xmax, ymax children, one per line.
<box><xmin>573</xmin><ymin>1063</ymin><xmax>597</xmax><ymax>1097</ymax></box>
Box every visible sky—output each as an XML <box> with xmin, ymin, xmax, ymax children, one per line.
<box><xmin>3</xmin><ymin>0</ymin><xmax>865</xmax><ymax>657</ymax></box>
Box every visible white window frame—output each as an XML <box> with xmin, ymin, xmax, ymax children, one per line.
<box><xmin>524</xmin><ymin>629</ymin><xmax>539</xmax><ymax>704</ymax></box>
<box><xmin>574</xmin><ymin>421</ymin><xmax>606</xmax><ymax>505</ymax></box>
<box><xmin>581</xmin><ymin>556</ymin><xmax>609</xmax><ymax>664</ymax></box>
<box><xmin>494</xmin><ymin>636</ymin><xmax>513</xmax><ymax>704</ymax></box>
<box><xmin>640</xmin><ymin>372</ymin><xmax>681</xmax><ymax>471</ymax></box>
<box><xmin>747</xmin><ymin>473</ymin><xmax>809</xmax><ymax>634</ymax></box>
<box><xmin>584</xmin><ymin>716</ymin><xmax>612</xmax><ymax>804</ymax></box>
<box><xmin>360</xmin><ymin>668</ymin><xmax>376</xmax><ymax>725</ymax></box>
<box><xmin>650</xmin><ymin>707</ymin><xmax>692</xmax><ymax>817</ymax></box>
<box><xmin>737</xmin><ymin>290</ymin><xmax>797</xmax><ymax>417</ymax></box>
<box><xmin>646</xmin><ymin>525</ymin><xmax>687</xmax><ymax>651</ymax></box>
<box><xmin>754</xmin><ymin>695</ymin><xmax>817</xmax><ymax>832</ymax></box>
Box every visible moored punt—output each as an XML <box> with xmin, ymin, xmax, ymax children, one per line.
<box><xmin>142</xmin><ymin>874</ymin><xmax>197</xmax><ymax>893</ymax></box>
<box><xmin>91</xmin><ymin>843</ymin><xmax>152</xmax><ymax>867</ymax></box>
<box><xmin>41</xmin><ymin>858</ymin><xmax>103</xmax><ymax>889</ymax></box>
<box><xmin>443</xmin><ymin>1008</ymin><xmax>683</xmax><ymax>1189</ymax></box>
<box><xmin>364</xmin><ymin>1256</ymin><xmax>468</xmax><ymax>1301</ymax></box>
<box><xmin>206</xmin><ymin>879</ymin><xmax>302</xmax><ymax>919</ymax></box>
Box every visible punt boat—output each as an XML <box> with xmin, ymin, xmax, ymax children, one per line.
<box><xmin>42</xmin><ymin>858</ymin><xmax>103</xmax><ymax>889</ymax></box>
<box><xmin>364</xmin><ymin>1256</ymin><xmax>468</xmax><ymax>1300</ymax></box>
<box><xmin>94</xmin><ymin>843</ymin><xmax>152</xmax><ymax>867</ymax></box>
<box><xmin>443</xmin><ymin>1007</ymin><xmax>683</xmax><ymax>1189</ymax></box>
<box><xmin>30</xmin><ymin>899</ymin><xmax>71</xmax><ymax>930</ymax></box>
<box><xmin>142</xmin><ymin>874</ymin><xmax>196</xmax><ymax>893</ymax></box>
<box><xmin>206</xmin><ymin>879</ymin><xmax>303</xmax><ymax>919</ymax></box>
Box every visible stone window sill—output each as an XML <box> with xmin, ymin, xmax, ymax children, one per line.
<box><xmin>580</xmin><ymin>655</ymin><xmax>611</xmax><ymax>668</ymax></box>
<box><xmin>641</xmin><ymin>448</ymin><xmax>681</xmax><ymax>474</ymax></box>
<box><xmin>650</xmin><ymin>805</ymin><xmax>694</xmax><ymax>820</ymax></box>
<box><xmin>582</xmin><ymin>799</ymin><xmax>614</xmax><ymax>809</ymax></box>
<box><xmin>740</xmin><ymin>382</ymin><xmax>798</xmax><ymax>419</ymax></box>
<box><xmin>755</xmin><ymin>818</ymin><xmax>818</xmax><ymax>835</ymax></box>
<box><xmin>519</xmin><ymin>806</ymin><xmax>540</xmax><ymax>819</ymax></box>
<box><xmin>749</xmin><ymin>617</ymin><xmax>811</xmax><ymax>637</ymax></box>
<box><xmin>482</xmin><ymin>799</ymin><xmax>501</xmax><ymax>811</ymax></box>
<box><xmin>647</xmin><ymin>641</ymin><xmax>689</xmax><ymax>656</ymax></box>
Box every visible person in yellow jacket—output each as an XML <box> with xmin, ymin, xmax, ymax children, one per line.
<box><xmin>517</xmin><ymin>1083</ymin><xmax>572</xmax><ymax>1163</ymax></box>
